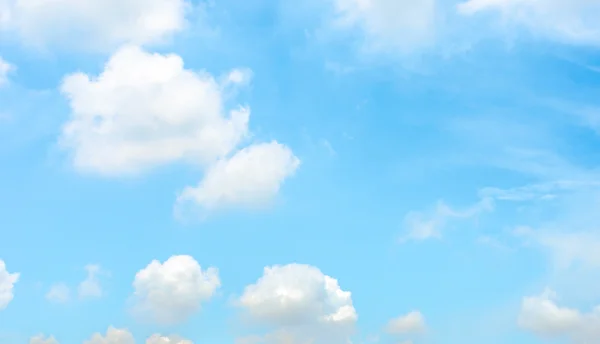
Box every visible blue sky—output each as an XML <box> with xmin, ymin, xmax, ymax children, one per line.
<box><xmin>1</xmin><ymin>0</ymin><xmax>600</xmax><ymax>344</ymax></box>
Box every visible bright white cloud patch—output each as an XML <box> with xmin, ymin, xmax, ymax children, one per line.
<box><xmin>386</xmin><ymin>311</ymin><xmax>426</xmax><ymax>335</ymax></box>
<box><xmin>458</xmin><ymin>0</ymin><xmax>600</xmax><ymax>46</ymax></box>
<box><xmin>332</xmin><ymin>0</ymin><xmax>438</xmax><ymax>54</ymax></box>
<box><xmin>45</xmin><ymin>283</ymin><xmax>70</xmax><ymax>303</ymax></box>
<box><xmin>30</xmin><ymin>335</ymin><xmax>59</xmax><ymax>344</ymax></box>
<box><xmin>133</xmin><ymin>255</ymin><xmax>220</xmax><ymax>324</ymax></box>
<box><xmin>60</xmin><ymin>45</ymin><xmax>250</xmax><ymax>176</ymax></box>
<box><xmin>146</xmin><ymin>334</ymin><xmax>193</xmax><ymax>344</ymax></box>
<box><xmin>518</xmin><ymin>289</ymin><xmax>600</xmax><ymax>343</ymax></box>
<box><xmin>0</xmin><ymin>260</ymin><xmax>18</xmax><ymax>310</ymax></box>
<box><xmin>177</xmin><ymin>141</ymin><xmax>300</xmax><ymax>211</ymax></box>
<box><xmin>78</xmin><ymin>264</ymin><xmax>103</xmax><ymax>299</ymax></box>
<box><xmin>238</xmin><ymin>263</ymin><xmax>357</xmax><ymax>344</ymax></box>
<box><xmin>84</xmin><ymin>327</ymin><xmax>135</xmax><ymax>344</ymax></box>
<box><xmin>0</xmin><ymin>56</ymin><xmax>12</xmax><ymax>86</ymax></box>
<box><xmin>0</xmin><ymin>0</ymin><xmax>190</xmax><ymax>50</ymax></box>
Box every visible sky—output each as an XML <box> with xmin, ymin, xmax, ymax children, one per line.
<box><xmin>1</xmin><ymin>0</ymin><xmax>600</xmax><ymax>343</ymax></box>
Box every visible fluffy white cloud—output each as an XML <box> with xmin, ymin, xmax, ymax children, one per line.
<box><xmin>332</xmin><ymin>0</ymin><xmax>438</xmax><ymax>54</ymax></box>
<box><xmin>146</xmin><ymin>334</ymin><xmax>193</xmax><ymax>344</ymax></box>
<box><xmin>30</xmin><ymin>335</ymin><xmax>59</xmax><ymax>344</ymax></box>
<box><xmin>0</xmin><ymin>0</ymin><xmax>190</xmax><ymax>50</ymax></box>
<box><xmin>60</xmin><ymin>45</ymin><xmax>250</xmax><ymax>176</ymax></box>
<box><xmin>0</xmin><ymin>56</ymin><xmax>13</xmax><ymax>86</ymax></box>
<box><xmin>45</xmin><ymin>283</ymin><xmax>70</xmax><ymax>303</ymax></box>
<box><xmin>518</xmin><ymin>289</ymin><xmax>600</xmax><ymax>343</ymax></box>
<box><xmin>177</xmin><ymin>141</ymin><xmax>300</xmax><ymax>211</ymax></box>
<box><xmin>133</xmin><ymin>255</ymin><xmax>220</xmax><ymax>324</ymax></box>
<box><xmin>0</xmin><ymin>260</ymin><xmax>18</xmax><ymax>310</ymax></box>
<box><xmin>238</xmin><ymin>264</ymin><xmax>357</xmax><ymax>344</ymax></box>
<box><xmin>78</xmin><ymin>264</ymin><xmax>103</xmax><ymax>299</ymax></box>
<box><xmin>386</xmin><ymin>311</ymin><xmax>426</xmax><ymax>335</ymax></box>
<box><xmin>84</xmin><ymin>327</ymin><xmax>135</xmax><ymax>344</ymax></box>
<box><xmin>401</xmin><ymin>197</ymin><xmax>493</xmax><ymax>242</ymax></box>
<box><xmin>458</xmin><ymin>0</ymin><xmax>600</xmax><ymax>46</ymax></box>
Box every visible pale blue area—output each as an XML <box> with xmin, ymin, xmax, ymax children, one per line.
<box><xmin>1</xmin><ymin>1</ymin><xmax>599</xmax><ymax>344</ymax></box>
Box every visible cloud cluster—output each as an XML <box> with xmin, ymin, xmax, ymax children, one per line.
<box><xmin>60</xmin><ymin>45</ymin><xmax>299</xmax><ymax>213</ymax></box>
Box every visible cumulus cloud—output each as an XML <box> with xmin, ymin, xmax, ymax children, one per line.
<box><xmin>518</xmin><ymin>289</ymin><xmax>600</xmax><ymax>343</ymax></box>
<box><xmin>0</xmin><ymin>56</ymin><xmax>12</xmax><ymax>86</ymax></box>
<box><xmin>237</xmin><ymin>263</ymin><xmax>357</xmax><ymax>344</ymax></box>
<box><xmin>30</xmin><ymin>335</ymin><xmax>59</xmax><ymax>344</ymax></box>
<box><xmin>45</xmin><ymin>283</ymin><xmax>70</xmax><ymax>304</ymax></box>
<box><xmin>132</xmin><ymin>255</ymin><xmax>220</xmax><ymax>324</ymax></box>
<box><xmin>386</xmin><ymin>311</ymin><xmax>426</xmax><ymax>335</ymax></box>
<box><xmin>60</xmin><ymin>45</ymin><xmax>250</xmax><ymax>176</ymax></box>
<box><xmin>332</xmin><ymin>0</ymin><xmax>438</xmax><ymax>54</ymax></box>
<box><xmin>458</xmin><ymin>0</ymin><xmax>600</xmax><ymax>46</ymax></box>
<box><xmin>0</xmin><ymin>260</ymin><xmax>18</xmax><ymax>310</ymax></box>
<box><xmin>0</xmin><ymin>0</ymin><xmax>190</xmax><ymax>50</ymax></box>
<box><xmin>78</xmin><ymin>264</ymin><xmax>103</xmax><ymax>299</ymax></box>
<box><xmin>60</xmin><ymin>45</ymin><xmax>298</xmax><ymax>213</ymax></box>
<box><xmin>84</xmin><ymin>327</ymin><xmax>135</xmax><ymax>344</ymax></box>
<box><xmin>177</xmin><ymin>141</ymin><xmax>300</xmax><ymax>212</ymax></box>
<box><xmin>146</xmin><ymin>334</ymin><xmax>193</xmax><ymax>344</ymax></box>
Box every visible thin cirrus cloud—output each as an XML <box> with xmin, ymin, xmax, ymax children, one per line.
<box><xmin>0</xmin><ymin>56</ymin><xmax>13</xmax><ymax>86</ymax></box>
<box><xmin>59</xmin><ymin>45</ymin><xmax>299</xmax><ymax>213</ymax></box>
<box><xmin>331</xmin><ymin>0</ymin><xmax>439</xmax><ymax>54</ymax></box>
<box><xmin>0</xmin><ymin>0</ymin><xmax>191</xmax><ymax>50</ymax></box>
<box><xmin>386</xmin><ymin>311</ymin><xmax>427</xmax><ymax>335</ymax></box>
<box><xmin>457</xmin><ymin>0</ymin><xmax>600</xmax><ymax>46</ymax></box>
<box><xmin>45</xmin><ymin>283</ymin><xmax>70</xmax><ymax>304</ymax></box>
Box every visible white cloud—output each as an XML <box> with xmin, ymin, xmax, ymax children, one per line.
<box><xmin>514</xmin><ymin>227</ymin><xmax>600</xmax><ymax>270</ymax></box>
<box><xmin>133</xmin><ymin>255</ymin><xmax>220</xmax><ymax>324</ymax></box>
<box><xmin>30</xmin><ymin>335</ymin><xmax>59</xmax><ymax>344</ymax></box>
<box><xmin>146</xmin><ymin>334</ymin><xmax>193</xmax><ymax>344</ymax></box>
<box><xmin>45</xmin><ymin>283</ymin><xmax>70</xmax><ymax>304</ymax></box>
<box><xmin>177</xmin><ymin>141</ymin><xmax>300</xmax><ymax>212</ymax></box>
<box><xmin>84</xmin><ymin>327</ymin><xmax>135</xmax><ymax>344</ymax></box>
<box><xmin>0</xmin><ymin>260</ymin><xmax>18</xmax><ymax>310</ymax></box>
<box><xmin>238</xmin><ymin>263</ymin><xmax>357</xmax><ymax>344</ymax></box>
<box><xmin>457</xmin><ymin>0</ymin><xmax>600</xmax><ymax>46</ymax></box>
<box><xmin>78</xmin><ymin>264</ymin><xmax>103</xmax><ymax>299</ymax></box>
<box><xmin>401</xmin><ymin>197</ymin><xmax>493</xmax><ymax>242</ymax></box>
<box><xmin>0</xmin><ymin>56</ymin><xmax>13</xmax><ymax>86</ymax></box>
<box><xmin>518</xmin><ymin>289</ymin><xmax>600</xmax><ymax>343</ymax></box>
<box><xmin>386</xmin><ymin>311</ymin><xmax>426</xmax><ymax>335</ymax></box>
<box><xmin>60</xmin><ymin>45</ymin><xmax>250</xmax><ymax>176</ymax></box>
<box><xmin>0</xmin><ymin>0</ymin><xmax>190</xmax><ymax>50</ymax></box>
<box><xmin>332</xmin><ymin>0</ymin><xmax>438</xmax><ymax>54</ymax></box>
